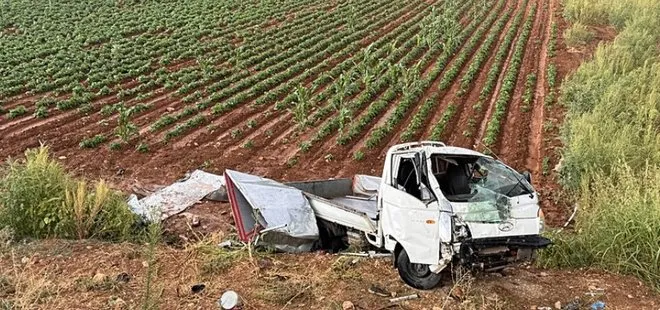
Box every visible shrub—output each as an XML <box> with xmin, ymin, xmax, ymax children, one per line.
<box><xmin>7</xmin><ymin>105</ymin><xmax>27</xmax><ymax>119</ymax></box>
<box><xmin>539</xmin><ymin>165</ymin><xmax>660</xmax><ymax>290</ymax></box>
<box><xmin>564</xmin><ymin>22</ymin><xmax>594</xmax><ymax>47</ymax></box>
<box><xmin>0</xmin><ymin>146</ymin><xmax>138</xmax><ymax>240</ymax></box>
<box><xmin>543</xmin><ymin>0</ymin><xmax>660</xmax><ymax>291</ymax></box>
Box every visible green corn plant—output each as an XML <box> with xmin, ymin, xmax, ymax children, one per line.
<box><xmin>337</xmin><ymin>106</ymin><xmax>352</xmax><ymax>136</ymax></box>
<box><xmin>291</xmin><ymin>84</ymin><xmax>312</xmax><ymax>129</ymax></box>
<box><xmin>331</xmin><ymin>73</ymin><xmax>353</xmax><ymax>111</ymax></box>
<box><xmin>115</xmin><ymin>104</ymin><xmax>138</xmax><ymax>143</ymax></box>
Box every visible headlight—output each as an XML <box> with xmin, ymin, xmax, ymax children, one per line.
<box><xmin>537</xmin><ymin>208</ymin><xmax>545</xmax><ymax>232</ymax></box>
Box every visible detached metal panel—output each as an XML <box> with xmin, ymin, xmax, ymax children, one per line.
<box><xmin>305</xmin><ymin>193</ymin><xmax>377</xmax><ymax>233</ymax></box>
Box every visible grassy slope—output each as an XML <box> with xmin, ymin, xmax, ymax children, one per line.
<box><xmin>540</xmin><ymin>0</ymin><xmax>660</xmax><ymax>291</ymax></box>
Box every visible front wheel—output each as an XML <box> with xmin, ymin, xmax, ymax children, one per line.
<box><xmin>396</xmin><ymin>248</ymin><xmax>443</xmax><ymax>290</ymax></box>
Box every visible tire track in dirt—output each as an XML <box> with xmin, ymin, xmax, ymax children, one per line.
<box><xmin>526</xmin><ymin>0</ymin><xmax>555</xmax><ymax>178</ymax></box>
<box><xmin>498</xmin><ymin>0</ymin><xmax>549</xmax><ymax>170</ymax></box>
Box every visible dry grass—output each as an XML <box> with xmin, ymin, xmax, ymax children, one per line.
<box><xmin>0</xmin><ymin>238</ymin><xmax>658</xmax><ymax>309</ymax></box>
<box><xmin>2</xmin><ymin>251</ymin><xmax>58</xmax><ymax>309</ymax></box>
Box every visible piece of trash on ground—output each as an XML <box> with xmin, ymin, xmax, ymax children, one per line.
<box><xmin>389</xmin><ymin>293</ymin><xmax>419</xmax><ymax>303</ymax></box>
<box><xmin>341</xmin><ymin>250</ymin><xmax>392</xmax><ymax>258</ymax></box>
<box><xmin>191</xmin><ymin>284</ymin><xmax>205</xmax><ymax>294</ymax></box>
<box><xmin>115</xmin><ymin>272</ymin><xmax>131</xmax><ymax>283</ymax></box>
<box><xmin>218</xmin><ymin>240</ymin><xmax>232</xmax><ymax>248</ymax></box>
<box><xmin>219</xmin><ymin>290</ymin><xmax>242</xmax><ymax>309</ymax></box>
<box><xmin>128</xmin><ymin>170</ymin><xmax>225</xmax><ymax>222</ymax></box>
<box><xmin>368</xmin><ymin>284</ymin><xmax>390</xmax><ymax>297</ymax></box>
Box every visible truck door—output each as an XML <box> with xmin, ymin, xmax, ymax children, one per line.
<box><xmin>381</xmin><ymin>151</ymin><xmax>441</xmax><ymax>265</ymax></box>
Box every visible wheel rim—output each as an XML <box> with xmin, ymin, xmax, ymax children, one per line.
<box><xmin>410</xmin><ymin>263</ymin><xmax>430</xmax><ymax>277</ymax></box>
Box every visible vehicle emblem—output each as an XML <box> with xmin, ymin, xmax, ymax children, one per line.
<box><xmin>498</xmin><ymin>221</ymin><xmax>514</xmax><ymax>232</ymax></box>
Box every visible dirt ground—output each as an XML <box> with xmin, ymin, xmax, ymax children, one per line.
<box><xmin>1</xmin><ymin>202</ymin><xmax>658</xmax><ymax>310</ymax></box>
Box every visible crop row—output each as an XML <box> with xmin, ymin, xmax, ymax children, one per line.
<box><xmin>309</xmin><ymin>0</ymin><xmax>479</xmax><ymax>147</ymax></box>
<box><xmin>361</xmin><ymin>0</ymin><xmax>501</xmax><ymax>149</ymax></box>
<box><xmin>1</xmin><ymin>0</ymin><xmax>319</xmax><ymax>98</ymax></box>
<box><xmin>398</xmin><ymin>0</ymin><xmax>510</xmax><ymax>143</ymax></box>
<box><xmin>482</xmin><ymin>4</ymin><xmax>537</xmax><ymax>147</ymax></box>
<box><xmin>157</xmin><ymin>1</ymin><xmax>417</xmax><ymax>141</ymax></box>
<box><xmin>471</xmin><ymin>0</ymin><xmax>528</xmax><ymax>113</ymax></box>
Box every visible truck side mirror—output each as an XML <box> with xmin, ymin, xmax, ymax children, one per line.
<box><xmin>521</xmin><ymin>171</ymin><xmax>532</xmax><ymax>183</ymax></box>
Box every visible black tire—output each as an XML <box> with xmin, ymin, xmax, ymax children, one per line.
<box><xmin>396</xmin><ymin>248</ymin><xmax>443</xmax><ymax>290</ymax></box>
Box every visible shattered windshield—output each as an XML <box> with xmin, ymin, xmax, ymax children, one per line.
<box><xmin>432</xmin><ymin>155</ymin><xmax>533</xmax><ymax>222</ymax></box>
<box><xmin>471</xmin><ymin>157</ymin><xmax>532</xmax><ymax>197</ymax></box>
<box><xmin>464</xmin><ymin>158</ymin><xmax>532</xmax><ymax>222</ymax></box>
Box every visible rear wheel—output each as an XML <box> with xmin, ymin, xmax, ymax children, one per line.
<box><xmin>396</xmin><ymin>248</ymin><xmax>443</xmax><ymax>290</ymax></box>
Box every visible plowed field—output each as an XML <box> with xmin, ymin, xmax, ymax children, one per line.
<box><xmin>1</xmin><ymin>0</ymin><xmax>578</xmax><ymax>224</ymax></box>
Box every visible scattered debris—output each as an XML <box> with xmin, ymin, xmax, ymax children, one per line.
<box><xmin>554</xmin><ymin>301</ymin><xmax>562</xmax><ymax>309</ymax></box>
<box><xmin>206</xmin><ymin>185</ymin><xmax>228</xmax><ymax>202</ymax></box>
<box><xmin>257</xmin><ymin>257</ymin><xmax>273</xmax><ymax>270</ymax></box>
<box><xmin>219</xmin><ymin>290</ymin><xmax>242</xmax><ymax>309</ymax></box>
<box><xmin>191</xmin><ymin>284</ymin><xmax>205</xmax><ymax>294</ymax></box>
<box><xmin>368</xmin><ymin>285</ymin><xmax>390</xmax><ymax>297</ymax></box>
<box><xmin>218</xmin><ymin>240</ymin><xmax>232</xmax><ymax>248</ymax></box>
<box><xmin>450</xmin><ymin>286</ymin><xmax>465</xmax><ymax>301</ymax></box>
<box><xmin>341</xmin><ymin>251</ymin><xmax>391</xmax><ymax>258</ymax></box>
<box><xmin>115</xmin><ymin>272</ymin><xmax>131</xmax><ymax>283</ymax></box>
<box><xmin>585</xmin><ymin>286</ymin><xmax>605</xmax><ymax>297</ymax></box>
<box><xmin>562</xmin><ymin>299</ymin><xmax>581</xmax><ymax>310</ymax></box>
<box><xmin>341</xmin><ymin>301</ymin><xmax>354</xmax><ymax>310</ymax></box>
<box><xmin>590</xmin><ymin>301</ymin><xmax>605</xmax><ymax>310</ymax></box>
<box><xmin>128</xmin><ymin>170</ymin><xmax>225</xmax><ymax>222</ymax></box>
<box><xmin>389</xmin><ymin>294</ymin><xmax>419</xmax><ymax>303</ymax></box>
<box><xmin>92</xmin><ymin>273</ymin><xmax>108</xmax><ymax>284</ymax></box>
<box><xmin>225</xmin><ymin>170</ymin><xmax>319</xmax><ymax>253</ymax></box>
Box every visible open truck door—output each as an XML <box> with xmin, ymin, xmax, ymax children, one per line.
<box><xmin>380</xmin><ymin>150</ymin><xmax>445</xmax><ymax>289</ymax></box>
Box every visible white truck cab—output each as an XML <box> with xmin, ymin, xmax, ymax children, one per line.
<box><xmin>374</xmin><ymin>141</ymin><xmax>549</xmax><ymax>289</ymax></box>
<box><xmin>225</xmin><ymin>141</ymin><xmax>550</xmax><ymax>290</ymax></box>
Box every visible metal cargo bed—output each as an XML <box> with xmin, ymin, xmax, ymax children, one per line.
<box><xmin>287</xmin><ymin>176</ymin><xmax>380</xmax><ymax>234</ymax></box>
<box><xmin>225</xmin><ymin>170</ymin><xmax>382</xmax><ymax>248</ymax></box>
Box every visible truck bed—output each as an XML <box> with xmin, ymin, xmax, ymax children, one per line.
<box><xmin>287</xmin><ymin>177</ymin><xmax>380</xmax><ymax>233</ymax></box>
<box><xmin>225</xmin><ymin>170</ymin><xmax>381</xmax><ymax>244</ymax></box>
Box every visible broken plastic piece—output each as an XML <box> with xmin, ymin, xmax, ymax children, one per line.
<box><xmin>219</xmin><ymin>290</ymin><xmax>241</xmax><ymax>309</ymax></box>
<box><xmin>389</xmin><ymin>294</ymin><xmax>419</xmax><ymax>303</ymax></box>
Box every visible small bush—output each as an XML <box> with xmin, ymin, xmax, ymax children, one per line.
<box><xmin>136</xmin><ymin>143</ymin><xmax>149</xmax><ymax>153</ymax></box>
<box><xmin>564</xmin><ymin>22</ymin><xmax>594</xmax><ymax>47</ymax></box>
<box><xmin>7</xmin><ymin>105</ymin><xmax>27</xmax><ymax>119</ymax></box>
<box><xmin>79</xmin><ymin>134</ymin><xmax>107</xmax><ymax>148</ymax></box>
<box><xmin>539</xmin><ymin>165</ymin><xmax>660</xmax><ymax>290</ymax></box>
<box><xmin>0</xmin><ymin>146</ymin><xmax>138</xmax><ymax>240</ymax></box>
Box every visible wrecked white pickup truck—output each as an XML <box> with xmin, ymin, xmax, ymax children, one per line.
<box><xmin>225</xmin><ymin>141</ymin><xmax>550</xmax><ymax>290</ymax></box>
